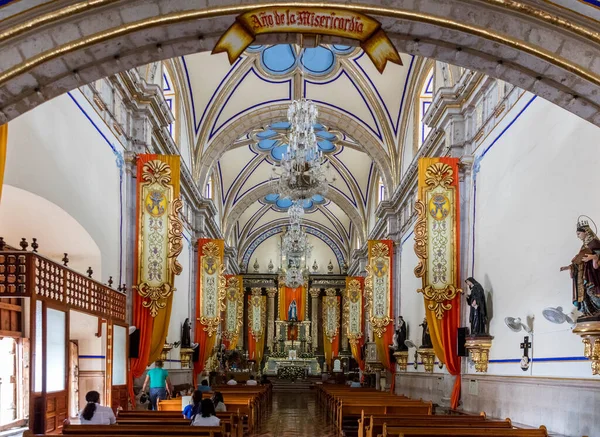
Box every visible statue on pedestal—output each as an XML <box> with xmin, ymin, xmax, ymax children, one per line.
<box><xmin>420</xmin><ymin>318</ymin><xmax>432</xmax><ymax>348</ymax></box>
<box><xmin>465</xmin><ymin>277</ymin><xmax>488</xmax><ymax>336</ymax></box>
<box><xmin>561</xmin><ymin>217</ymin><xmax>600</xmax><ymax>319</ymax></box>
<box><xmin>181</xmin><ymin>318</ymin><xmax>191</xmax><ymax>348</ymax></box>
<box><xmin>393</xmin><ymin>316</ymin><xmax>408</xmax><ymax>351</ymax></box>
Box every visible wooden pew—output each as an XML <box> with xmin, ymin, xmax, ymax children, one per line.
<box><xmin>116</xmin><ymin>412</ymin><xmax>241</xmax><ymax>437</ymax></box>
<box><xmin>381</xmin><ymin>424</ymin><xmax>549</xmax><ymax>437</ymax></box>
<box><xmin>59</xmin><ymin>424</ymin><xmax>224</xmax><ymax>436</ymax></box>
<box><xmin>361</xmin><ymin>414</ymin><xmax>512</xmax><ymax>437</ymax></box>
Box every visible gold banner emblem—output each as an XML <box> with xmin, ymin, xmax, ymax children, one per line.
<box><xmin>222</xmin><ymin>276</ymin><xmax>244</xmax><ymax>342</ymax></box>
<box><xmin>198</xmin><ymin>240</ymin><xmax>226</xmax><ymax>337</ymax></box>
<box><xmin>213</xmin><ymin>6</ymin><xmax>402</xmax><ymax>73</ymax></box>
<box><xmin>323</xmin><ymin>288</ymin><xmax>340</xmax><ymax>343</ymax></box>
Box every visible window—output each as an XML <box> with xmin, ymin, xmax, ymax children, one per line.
<box><xmin>162</xmin><ymin>68</ymin><xmax>176</xmax><ymax>139</ymax></box>
<box><xmin>418</xmin><ymin>69</ymin><xmax>434</xmax><ymax>146</ymax></box>
<box><xmin>377</xmin><ymin>178</ymin><xmax>385</xmax><ymax>203</ymax></box>
<box><xmin>205</xmin><ymin>175</ymin><xmax>213</xmax><ymax>199</ymax></box>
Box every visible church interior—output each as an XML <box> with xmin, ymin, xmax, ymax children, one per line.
<box><xmin>0</xmin><ymin>1</ymin><xmax>600</xmax><ymax>436</ymax></box>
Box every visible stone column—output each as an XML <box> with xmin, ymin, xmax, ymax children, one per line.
<box><xmin>310</xmin><ymin>288</ymin><xmax>320</xmax><ymax>351</ymax></box>
<box><xmin>266</xmin><ymin>287</ymin><xmax>277</xmax><ymax>352</ymax></box>
<box><xmin>122</xmin><ymin>151</ymin><xmax>137</xmax><ymax>324</ymax></box>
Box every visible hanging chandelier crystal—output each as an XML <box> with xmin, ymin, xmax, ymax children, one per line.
<box><xmin>281</xmin><ymin>223</ymin><xmax>312</xmax><ymax>258</ymax></box>
<box><xmin>271</xmin><ymin>99</ymin><xmax>335</xmax><ymax>202</ymax></box>
<box><xmin>288</xmin><ymin>201</ymin><xmax>304</xmax><ymax>225</ymax></box>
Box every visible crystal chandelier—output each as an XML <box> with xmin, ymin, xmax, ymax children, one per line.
<box><xmin>281</xmin><ymin>223</ymin><xmax>312</xmax><ymax>258</ymax></box>
<box><xmin>271</xmin><ymin>99</ymin><xmax>334</xmax><ymax>202</ymax></box>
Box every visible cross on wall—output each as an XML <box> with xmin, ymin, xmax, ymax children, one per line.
<box><xmin>520</xmin><ymin>336</ymin><xmax>532</xmax><ymax>358</ymax></box>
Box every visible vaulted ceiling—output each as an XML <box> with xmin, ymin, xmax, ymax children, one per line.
<box><xmin>162</xmin><ymin>44</ymin><xmax>426</xmax><ymax>272</ymax></box>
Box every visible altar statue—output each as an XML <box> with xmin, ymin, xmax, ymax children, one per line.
<box><xmin>420</xmin><ymin>318</ymin><xmax>433</xmax><ymax>348</ymax></box>
<box><xmin>393</xmin><ymin>316</ymin><xmax>408</xmax><ymax>351</ymax></box>
<box><xmin>465</xmin><ymin>277</ymin><xmax>488</xmax><ymax>336</ymax></box>
<box><xmin>181</xmin><ymin>318</ymin><xmax>191</xmax><ymax>348</ymax></box>
<box><xmin>561</xmin><ymin>218</ymin><xmax>600</xmax><ymax>319</ymax></box>
<box><xmin>288</xmin><ymin>299</ymin><xmax>298</xmax><ymax>321</ymax></box>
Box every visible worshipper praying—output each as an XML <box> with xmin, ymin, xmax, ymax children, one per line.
<box><xmin>141</xmin><ymin>360</ymin><xmax>172</xmax><ymax>411</ymax></box>
<box><xmin>198</xmin><ymin>379</ymin><xmax>212</xmax><ymax>392</ymax></box>
<box><xmin>212</xmin><ymin>391</ymin><xmax>227</xmax><ymax>412</ymax></box>
<box><xmin>79</xmin><ymin>391</ymin><xmax>116</xmax><ymax>425</ymax></box>
<box><xmin>226</xmin><ymin>374</ymin><xmax>238</xmax><ymax>385</ymax></box>
<box><xmin>183</xmin><ymin>390</ymin><xmax>202</xmax><ymax>420</ymax></box>
<box><xmin>191</xmin><ymin>399</ymin><xmax>221</xmax><ymax>427</ymax></box>
<box><xmin>246</xmin><ymin>374</ymin><xmax>258</xmax><ymax>385</ymax></box>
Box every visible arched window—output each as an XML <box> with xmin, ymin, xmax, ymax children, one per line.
<box><xmin>418</xmin><ymin>69</ymin><xmax>434</xmax><ymax>146</ymax></box>
<box><xmin>205</xmin><ymin>175</ymin><xmax>213</xmax><ymax>199</ymax></box>
<box><xmin>162</xmin><ymin>68</ymin><xmax>176</xmax><ymax>139</ymax></box>
<box><xmin>377</xmin><ymin>178</ymin><xmax>385</xmax><ymax>203</ymax></box>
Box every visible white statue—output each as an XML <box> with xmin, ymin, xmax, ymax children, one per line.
<box><xmin>333</xmin><ymin>359</ymin><xmax>342</xmax><ymax>372</ymax></box>
<box><xmin>288</xmin><ymin>349</ymin><xmax>297</xmax><ymax>360</ymax></box>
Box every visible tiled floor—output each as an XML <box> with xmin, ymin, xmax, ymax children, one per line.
<box><xmin>250</xmin><ymin>392</ymin><xmax>336</xmax><ymax>437</ymax></box>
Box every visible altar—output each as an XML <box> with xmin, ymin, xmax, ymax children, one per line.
<box><xmin>263</xmin><ymin>356</ymin><xmax>321</xmax><ymax>376</ymax></box>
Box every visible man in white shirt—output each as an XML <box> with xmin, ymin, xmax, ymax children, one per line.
<box><xmin>226</xmin><ymin>375</ymin><xmax>238</xmax><ymax>385</ymax></box>
<box><xmin>246</xmin><ymin>375</ymin><xmax>258</xmax><ymax>386</ymax></box>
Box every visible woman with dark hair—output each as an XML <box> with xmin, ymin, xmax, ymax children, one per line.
<box><xmin>79</xmin><ymin>391</ymin><xmax>116</xmax><ymax>425</ymax></box>
<box><xmin>212</xmin><ymin>391</ymin><xmax>227</xmax><ymax>412</ymax></box>
<box><xmin>191</xmin><ymin>399</ymin><xmax>220</xmax><ymax>427</ymax></box>
<box><xmin>183</xmin><ymin>390</ymin><xmax>202</xmax><ymax>420</ymax></box>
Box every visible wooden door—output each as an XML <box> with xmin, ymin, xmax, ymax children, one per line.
<box><xmin>68</xmin><ymin>342</ymin><xmax>79</xmax><ymax>418</ymax></box>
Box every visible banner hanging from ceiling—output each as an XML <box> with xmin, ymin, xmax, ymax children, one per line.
<box><xmin>213</xmin><ymin>6</ymin><xmax>402</xmax><ymax>73</ymax></box>
<box><xmin>222</xmin><ymin>275</ymin><xmax>244</xmax><ymax>350</ymax></box>
<box><xmin>193</xmin><ymin>239</ymin><xmax>226</xmax><ymax>381</ymax></box>
<box><xmin>248</xmin><ymin>289</ymin><xmax>267</xmax><ymax>364</ymax></box>
<box><xmin>365</xmin><ymin>240</ymin><xmax>394</xmax><ymax>378</ymax></box>
<box><xmin>129</xmin><ymin>154</ymin><xmax>183</xmax><ymax>404</ymax></box>
<box><xmin>344</xmin><ymin>276</ymin><xmax>365</xmax><ymax>371</ymax></box>
<box><xmin>322</xmin><ymin>288</ymin><xmax>340</xmax><ymax>368</ymax></box>
<box><xmin>414</xmin><ymin>157</ymin><xmax>462</xmax><ymax>408</ymax></box>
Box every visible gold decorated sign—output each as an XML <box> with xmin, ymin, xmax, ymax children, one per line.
<box><xmin>365</xmin><ymin>241</ymin><xmax>393</xmax><ymax>338</ymax></box>
<box><xmin>415</xmin><ymin>159</ymin><xmax>462</xmax><ymax>319</ymax></box>
<box><xmin>198</xmin><ymin>240</ymin><xmax>226</xmax><ymax>337</ymax></box>
<box><xmin>222</xmin><ymin>275</ymin><xmax>244</xmax><ymax>344</ymax></box>
<box><xmin>213</xmin><ymin>6</ymin><xmax>402</xmax><ymax>73</ymax></box>
<box><xmin>248</xmin><ymin>288</ymin><xmax>267</xmax><ymax>341</ymax></box>
<box><xmin>323</xmin><ymin>288</ymin><xmax>340</xmax><ymax>344</ymax></box>
<box><xmin>136</xmin><ymin>156</ymin><xmax>183</xmax><ymax>317</ymax></box>
<box><xmin>344</xmin><ymin>278</ymin><xmax>363</xmax><ymax>346</ymax></box>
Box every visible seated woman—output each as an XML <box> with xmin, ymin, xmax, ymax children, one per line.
<box><xmin>212</xmin><ymin>391</ymin><xmax>226</xmax><ymax>412</ymax></box>
<box><xmin>183</xmin><ymin>390</ymin><xmax>202</xmax><ymax>419</ymax></box>
<box><xmin>191</xmin><ymin>399</ymin><xmax>221</xmax><ymax>427</ymax></box>
<box><xmin>79</xmin><ymin>391</ymin><xmax>116</xmax><ymax>425</ymax></box>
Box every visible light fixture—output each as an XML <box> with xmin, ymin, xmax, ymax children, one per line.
<box><xmin>504</xmin><ymin>316</ymin><xmax>533</xmax><ymax>334</ymax></box>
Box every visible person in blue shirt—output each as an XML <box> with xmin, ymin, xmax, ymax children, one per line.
<box><xmin>198</xmin><ymin>379</ymin><xmax>211</xmax><ymax>392</ymax></box>
<box><xmin>183</xmin><ymin>390</ymin><xmax>202</xmax><ymax>419</ymax></box>
<box><xmin>141</xmin><ymin>360</ymin><xmax>172</xmax><ymax>411</ymax></box>
<box><xmin>350</xmin><ymin>376</ymin><xmax>361</xmax><ymax>388</ymax></box>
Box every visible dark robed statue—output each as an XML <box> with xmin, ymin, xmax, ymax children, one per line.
<box><xmin>561</xmin><ymin>218</ymin><xmax>600</xmax><ymax>319</ymax></box>
<box><xmin>465</xmin><ymin>277</ymin><xmax>488</xmax><ymax>336</ymax></box>
<box><xmin>393</xmin><ymin>316</ymin><xmax>408</xmax><ymax>351</ymax></box>
<box><xmin>181</xmin><ymin>318</ymin><xmax>191</xmax><ymax>348</ymax></box>
<box><xmin>420</xmin><ymin>318</ymin><xmax>433</xmax><ymax>348</ymax></box>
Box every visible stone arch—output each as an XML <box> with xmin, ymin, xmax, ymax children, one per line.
<box><xmin>0</xmin><ymin>1</ymin><xmax>598</xmax><ymax>128</ymax></box>
<box><xmin>198</xmin><ymin>103</ymin><xmax>395</xmax><ymax>193</ymax></box>
<box><xmin>223</xmin><ymin>183</ymin><xmax>366</xmax><ymax>245</ymax></box>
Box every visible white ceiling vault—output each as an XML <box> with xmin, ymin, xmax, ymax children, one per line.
<box><xmin>162</xmin><ymin>43</ymin><xmax>425</xmax><ymax>272</ymax></box>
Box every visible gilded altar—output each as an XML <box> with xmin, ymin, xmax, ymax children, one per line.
<box><xmin>263</xmin><ymin>356</ymin><xmax>321</xmax><ymax>376</ymax></box>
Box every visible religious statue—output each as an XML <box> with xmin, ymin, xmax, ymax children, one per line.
<box><xmin>288</xmin><ymin>299</ymin><xmax>298</xmax><ymax>321</ymax></box>
<box><xmin>393</xmin><ymin>316</ymin><xmax>408</xmax><ymax>351</ymax></box>
<box><xmin>465</xmin><ymin>277</ymin><xmax>488</xmax><ymax>336</ymax></box>
<box><xmin>420</xmin><ymin>318</ymin><xmax>433</xmax><ymax>348</ymax></box>
<box><xmin>181</xmin><ymin>318</ymin><xmax>191</xmax><ymax>348</ymax></box>
<box><xmin>561</xmin><ymin>217</ymin><xmax>600</xmax><ymax>319</ymax></box>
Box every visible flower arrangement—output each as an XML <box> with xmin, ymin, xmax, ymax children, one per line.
<box><xmin>270</xmin><ymin>351</ymin><xmax>287</xmax><ymax>358</ymax></box>
<box><xmin>299</xmin><ymin>352</ymin><xmax>315</xmax><ymax>359</ymax></box>
<box><xmin>277</xmin><ymin>366</ymin><xmax>305</xmax><ymax>381</ymax></box>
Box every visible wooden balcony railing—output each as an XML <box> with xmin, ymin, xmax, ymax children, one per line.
<box><xmin>0</xmin><ymin>251</ymin><xmax>126</xmax><ymax>323</ymax></box>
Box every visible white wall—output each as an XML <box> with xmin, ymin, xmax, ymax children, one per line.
<box><xmin>470</xmin><ymin>94</ymin><xmax>600</xmax><ymax>378</ymax></box>
<box><xmin>3</xmin><ymin>90</ymin><xmax>125</xmax><ymax>281</ymax></box>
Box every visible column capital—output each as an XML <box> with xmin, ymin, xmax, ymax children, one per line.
<box><xmin>251</xmin><ymin>287</ymin><xmax>262</xmax><ymax>296</ymax></box>
<box><xmin>309</xmin><ymin>288</ymin><xmax>321</xmax><ymax>299</ymax></box>
<box><xmin>266</xmin><ymin>287</ymin><xmax>278</xmax><ymax>298</ymax></box>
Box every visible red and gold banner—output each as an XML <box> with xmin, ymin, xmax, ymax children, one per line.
<box><xmin>414</xmin><ymin>157</ymin><xmax>462</xmax><ymax>408</ymax></box>
<box><xmin>279</xmin><ymin>285</ymin><xmax>306</xmax><ymax>321</ymax></box>
<box><xmin>322</xmin><ymin>288</ymin><xmax>340</xmax><ymax>368</ymax></box>
<box><xmin>213</xmin><ymin>6</ymin><xmax>402</xmax><ymax>73</ymax></box>
<box><xmin>129</xmin><ymin>154</ymin><xmax>183</xmax><ymax>404</ymax></box>
<box><xmin>365</xmin><ymin>240</ymin><xmax>394</xmax><ymax>378</ymax></box>
<box><xmin>193</xmin><ymin>239</ymin><xmax>226</xmax><ymax>381</ymax></box>
<box><xmin>248</xmin><ymin>289</ymin><xmax>266</xmax><ymax>363</ymax></box>
<box><xmin>344</xmin><ymin>277</ymin><xmax>365</xmax><ymax>371</ymax></box>
<box><xmin>0</xmin><ymin>124</ymin><xmax>7</xmax><ymax>202</ymax></box>
<box><xmin>222</xmin><ymin>275</ymin><xmax>244</xmax><ymax>350</ymax></box>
